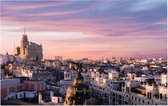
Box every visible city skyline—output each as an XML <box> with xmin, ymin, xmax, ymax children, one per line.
<box><xmin>1</xmin><ymin>0</ymin><xmax>167</xmax><ymax>60</ymax></box>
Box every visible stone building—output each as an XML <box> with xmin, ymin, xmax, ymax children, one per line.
<box><xmin>14</xmin><ymin>30</ymin><xmax>43</xmax><ymax>60</ymax></box>
<box><xmin>90</xmin><ymin>68</ymin><xmax>167</xmax><ymax>105</ymax></box>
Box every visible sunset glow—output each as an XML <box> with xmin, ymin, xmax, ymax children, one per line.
<box><xmin>1</xmin><ymin>0</ymin><xmax>167</xmax><ymax>60</ymax></box>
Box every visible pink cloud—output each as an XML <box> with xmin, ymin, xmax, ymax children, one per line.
<box><xmin>2</xmin><ymin>1</ymin><xmax>69</xmax><ymax>10</ymax></box>
<box><xmin>22</xmin><ymin>8</ymin><xmax>87</xmax><ymax>16</ymax></box>
<box><xmin>1</xmin><ymin>1</ymin><xmax>166</xmax><ymax>59</ymax></box>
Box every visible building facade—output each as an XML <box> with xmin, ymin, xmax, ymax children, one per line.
<box><xmin>1</xmin><ymin>79</ymin><xmax>45</xmax><ymax>100</ymax></box>
<box><xmin>14</xmin><ymin>31</ymin><xmax>43</xmax><ymax>60</ymax></box>
<box><xmin>89</xmin><ymin>68</ymin><xmax>167</xmax><ymax>105</ymax></box>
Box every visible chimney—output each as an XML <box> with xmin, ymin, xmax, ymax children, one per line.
<box><xmin>38</xmin><ymin>93</ymin><xmax>42</xmax><ymax>104</ymax></box>
<box><xmin>50</xmin><ymin>91</ymin><xmax>54</xmax><ymax>100</ymax></box>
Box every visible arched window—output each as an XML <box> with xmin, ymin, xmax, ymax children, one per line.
<box><xmin>67</xmin><ymin>74</ymin><xmax>69</xmax><ymax>78</ymax></box>
<box><xmin>165</xmin><ymin>94</ymin><xmax>167</xmax><ymax>100</ymax></box>
<box><xmin>147</xmin><ymin>92</ymin><xmax>149</xmax><ymax>98</ymax></box>
<box><xmin>149</xmin><ymin>92</ymin><xmax>151</xmax><ymax>99</ymax></box>
<box><xmin>160</xmin><ymin>94</ymin><xmax>162</xmax><ymax>99</ymax></box>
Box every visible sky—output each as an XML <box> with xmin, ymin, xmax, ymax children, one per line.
<box><xmin>0</xmin><ymin>0</ymin><xmax>167</xmax><ymax>60</ymax></box>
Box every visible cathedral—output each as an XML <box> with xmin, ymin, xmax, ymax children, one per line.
<box><xmin>14</xmin><ymin>30</ymin><xmax>43</xmax><ymax>61</ymax></box>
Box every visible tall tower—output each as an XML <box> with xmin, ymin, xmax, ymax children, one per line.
<box><xmin>64</xmin><ymin>63</ymin><xmax>90</xmax><ymax>105</ymax></box>
<box><xmin>20</xmin><ymin>28</ymin><xmax>29</xmax><ymax>57</ymax></box>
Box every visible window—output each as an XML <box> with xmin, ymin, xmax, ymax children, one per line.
<box><xmin>160</xmin><ymin>94</ymin><xmax>162</xmax><ymax>99</ymax></box>
<box><xmin>15</xmin><ymin>95</ymin><xmax>18</xmax><ymax>99</ymax></box>
<box><xmin>20</xmin><ymin>94</ymin><xmax>22</xmax><ymax>98</ymax></box>
<box><xmin>113</xmin><ymin>98</ymin><xmax>115</xmax><ymax>102</ymax></box>
<box><xmin>119</xmin><ymin>95</ymin><xmax>121</xmax><ymax>99</ymax></box>
<box><xmin>24</xmin><ymin>93</ymin><xmax>25</xmax><ymax>98</ymax></box>
<box><xmin>58</xmin><ymin>98</ymin><xmax>60</xmax><ymax>102</ymax></box>
<box><xmin>165</xmin><ymin>94</ymin><xmax>167</xmax><ymax>100</ymax></box>
<box><xmin>119</xmin><ymin>100</ymin><xmax>121</xmax><ymax>104</ymax></box>
<box><xmin>147</xmin><ymin>92</ymin><xmax>149</xmax><ymax>98</ymax></box>
<box><xmin>149</xmin><ymin>92</ymin><xmax>151</xmax><ymax>99</ymax></box>
<box><xmin>126</xmin><ymin>87</ymin><xmax>129</xmax><ymax>93</ymax></box>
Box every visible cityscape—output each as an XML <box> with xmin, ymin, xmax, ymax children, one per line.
<box><xmin>0</xmin><ymin>0</ymin><xmax>167</xmax><ymax>105</ymax></box>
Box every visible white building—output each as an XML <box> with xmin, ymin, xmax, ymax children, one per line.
<box><xmin>160</xmin><ymin>74</ymin><xmax>167</xmax><ymax>86</ymax></box>
<box><xmin>90</xmin><ymin>68</ymin><xmax>167</xmax><ymax>105</ymax></box>
<box><xmin>5</xmin><ymin>90</ymin><xmax>36</xmax><ymax>100</ymax></box>
<box><xmin>0</xmin><ymin>54</ymin><xmax>22</xmax><ymax>64</ymax></box>
<box><xmin>108</xmin><ymin>70</ymin><xmax>119</xmax><ymax>80</ymax></box>
<box><xmin>81</xmin><ymin>72</ymin><xmax>91</xmax><ymax>85</ymax></box>
<box><xmin>52</xmin><ymin>96</ymin><xmax>63</xmax><ymax>104</ymax></box>
<box><xmin>13</xmin><ymin>67</ymin><xmax>33</xmax><ymax>78</ymax></box>
<box><xmin>59</xmin><ymin>70</ymin><xmax>74</xmax><ymax>95</ymax></box>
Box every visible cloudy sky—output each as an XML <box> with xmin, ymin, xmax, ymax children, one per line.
<box><xmin>1</xmin><ymin>0</ymin><xmax>167</xmax><ymax>60</ymax></box>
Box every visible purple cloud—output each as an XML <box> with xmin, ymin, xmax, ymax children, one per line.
<box><xmin>1</xmin><ymin>0</ymin><xmax>167</xmax><ymax>59</ymax></box>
